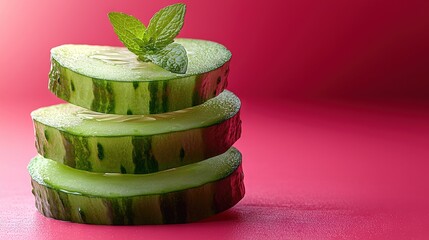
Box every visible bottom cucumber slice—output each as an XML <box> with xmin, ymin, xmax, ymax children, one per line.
<box><xmin>28</xmin><ymin>147</ymin><xmax>245</xmax><ymax>225</ymax></box>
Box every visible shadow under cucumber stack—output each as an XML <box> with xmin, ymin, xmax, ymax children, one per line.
<box><xmin>28</xmin><ymin>39</ymin><xmax>244</xmax><ymax>224</ymax></box>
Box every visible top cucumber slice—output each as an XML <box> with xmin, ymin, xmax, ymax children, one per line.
<box><xmin>49</xmin><ymin>39</ymin><xmax>231</xmax><ymax>115</ymax></box>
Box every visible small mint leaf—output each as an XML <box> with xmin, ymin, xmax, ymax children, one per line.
<box><xmin>145</xmin><ymin>43</ymin><xmax>188</xmax><ymax>74</ymax></box>
<box><xmin>145</xmin><ymin>3</ymin><xmax>186</xmax><ymax>50</ymax></box>
<box><xmin>108</xmin><ymin>12</ymin><xmax>146</xmax><ymax>55</ymax></box>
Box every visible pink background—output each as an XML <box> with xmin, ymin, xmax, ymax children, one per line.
<box><xmin>1</xmin><ymin>0</ymin><xmax>429</xmax><ymax>239</ymax></box>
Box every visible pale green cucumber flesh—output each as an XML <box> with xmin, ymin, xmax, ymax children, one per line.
<box><xmin>49</xmin><ymin>39</ymin><xmax>231</xmax><ymax>114</ymax></box>
<box><xmin>32</xmin><ymin>90</ymin><xmax>240</xmax><ymax>136</ymax></box>
<box><xmin>29</xmin><ymin>148</ymin><xmax>245</xmax><ymax>225</ymax></box>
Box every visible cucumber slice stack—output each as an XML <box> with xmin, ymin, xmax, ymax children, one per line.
<box><xmin>29</xmin><ymin>39</ymin><xmax>244</xmax><ymax>225</ymax></box>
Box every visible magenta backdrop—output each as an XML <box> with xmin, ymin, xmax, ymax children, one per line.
<box><xmin>2</xmin><ymin>0</ymin><xmax>429</xmax><ymax>106</ymax></box>
<box><xmin>1</xmin><ymin>0</ymin><xmax>429</xmax><ymax>239</ymax></box>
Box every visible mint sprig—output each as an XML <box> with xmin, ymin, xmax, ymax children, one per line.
<box><xmin>145</xmin><ymin>4</ymin><xmax>186</xmax><ymax>50</ymax></box>
<box><xmin>146</xmin><ymin>43</ymin><xmax>188</xmax><ymax>74</ymax></box>
<box><xmin>108</xmin><ymin>12</ymin><xmax>146</xmax><ymax>56</ymax></box>
<box><xmin>108</xmin><ymin>3</ymin><xmax>188</xmax><ymax>74</ymax></box>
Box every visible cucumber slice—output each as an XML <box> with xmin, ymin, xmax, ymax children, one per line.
<box><xmin>49</xmin><ymin>39</ymin><xmax>231</xmax><ymax>114</ymax></box>
<box><xmin>31</xmin><ymin>91</ymin><xmax>241</xmax><ymax>174</ymax></box>
<box><xmin>29</xmin><ymin>147</ymin><xmax>245</xmax><ymax>225</ymax></box>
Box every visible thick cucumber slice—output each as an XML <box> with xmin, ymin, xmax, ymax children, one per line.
<box><xmin>29</xmin><ymin>147</ymin><xmax>245</xmax><ymax>225</ymax></box>
<box><xmin>31</xmin><ymin>91</ymin><xmax>241</xmax><ymax>174</ymax></box>
<box><xmin>49</xmin><ymin>39</ymin><xmax>231</xmax><ymax>114</ymax></box>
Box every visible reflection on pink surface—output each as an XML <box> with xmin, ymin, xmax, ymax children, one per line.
<box><xmin>1</xmin><ymin>99</ymin><xmax>429</xmax><ymax>239</ymax></box>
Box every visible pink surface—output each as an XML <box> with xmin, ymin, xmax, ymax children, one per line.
<box><xmin>1</xmin><ymin>0</ymin><xmax>429</xmax><ymax>239</ymax></box>
<box><xmin>2</xmin><ymin>99</ymin><xmax>429</xmax><ymax>239</ymax></box>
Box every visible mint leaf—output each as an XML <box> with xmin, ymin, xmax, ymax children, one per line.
<box><xmin>108</xmin><ymin>4</ymin><xmax>189</xmax><ymax>74</ymax></box>
<box><xmin>108</xmin><ymin>12</ymin><xmax>146</xmax><ymax>55</ymax></box>
<box><xmin>145</xmin><ymin>3</ymin><xmax>186</xmax><ymax>50</ymax></box>
<box><xmin>145</xmin><ymin>43</ymin><xmax>188</xmax><ymax>74</ymax></box>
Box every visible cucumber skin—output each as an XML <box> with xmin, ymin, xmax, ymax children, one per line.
<box><xmin>31</xmin><ymin>165</ymin><xmax>245</xmax><ymax>225</ymax></box>
<box><xmin>34</xmin><ymin>111</ymin><xmax>242</xmax><ymax>174</ymax></box>
<box><xmin>49</xmin><ymin>58</ymin><xmax>230</xmax><ymax>115</ymax></box>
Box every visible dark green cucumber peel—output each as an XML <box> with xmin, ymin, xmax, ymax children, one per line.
<box><xmin>49</xmin><ymin>59</ymin><xmax>71</xmax><ymax>101</ymax></box>
<box><xmin>32</xmin><ymin>91</ymin><xmax>241</xmax><ymax>174</ymax></box>
<box><xmin>131</xmin><ymin>137</ymin><xmax>159</xmax><ymax>174</ymax></box>
<box><xmin>29</xmin><ymin>148</ymin><xmax>245</xmax><ymax>225</ymax></box>
<box><xmin>91</xmin><ymin>80</ymin><xmax>115</xmax><ymax>114</ymax></box>
<box><xmin>49</xmin><ymin>39</ymin><xmax>231</xmax><ymax>115</ymax></box>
